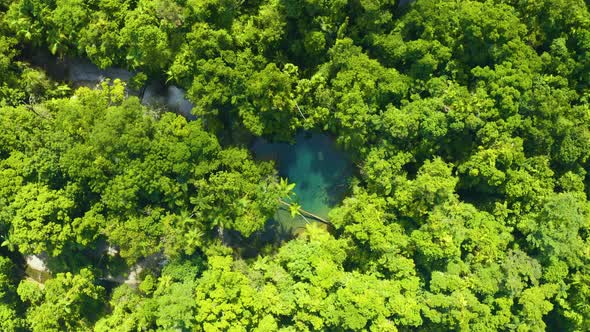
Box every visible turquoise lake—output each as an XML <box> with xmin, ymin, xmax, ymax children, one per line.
<box><xmin>251</xmin><ymin>132</ymin><xmax>353</xmax><ymax>234</ymax></box>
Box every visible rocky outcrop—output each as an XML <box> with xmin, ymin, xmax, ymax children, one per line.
<box><xmin>25</xmin><ymin>253</ymin><xmax>49</xmax><ymax>273</ymax></box>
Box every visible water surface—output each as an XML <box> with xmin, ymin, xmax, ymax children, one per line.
<box><xmin>251</xmin><ymin>132</ymin><xmax>353</xmax><ymax>233</ymax></box>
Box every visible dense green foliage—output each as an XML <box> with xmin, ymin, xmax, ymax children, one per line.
<box><xmin>1</xmin><ymin>0</ymin><xmax>590</xmax><ymax>330</ymax></box>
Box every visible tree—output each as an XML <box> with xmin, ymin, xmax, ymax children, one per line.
<box><xmin>118</xmin><ymin>4</ymin><xmax>173</xmax><ymax>71</ymax></box>
<box><xmin>240</xmin><ymin>63</ymin><xmax>301</xmax><ymax>138</ymax></box>
<box><xmin>305</xmin><ymin>38</ymin><xmax>409</xmax><ymax>151</ymax></box>
<box><xmin>190</xmin><ymin>148</ymin><xmax>281</xmax><ymax>238</ymax></box>
<box><xmin>18</xmin><ymin>269</ymin><xmax>104</xmax><ymax>332</ymax></box>
<box><xmin>0</xmin><ymin>256</ymin><xmax>25</xmax><ymax>331</ymax></box>
<box><xmin>7</xmin><ymin>184</ymin><xmax>75</xmax><ymax>256</ymax></box>
<box><xmin>194</xmin><ymin>256</ymin><xmax>262</xmax><ymax>330</ymax></box>
<box><xmin>519</xmin><ymin>193</ymin><xmax>589</xmax><ymax>268</ymax></box>
<box><xmin>393</xmin><ymin>157</ymin><xmax>458</xmax><ymax>219</ymax></box>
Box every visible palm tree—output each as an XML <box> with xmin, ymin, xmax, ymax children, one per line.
<box><xmin>176</xmin><ymin>210</ymin><xmax>204</xmax><ymax>251</ymax></box>
<box><xmin>277</xmin><ymin>178</ymin><xmax>331</xmax><ymax>225</ymax></box>
<box><xmin>1</xmin><ymin>234</ymin><xmax>17</xmax><ymax>252</ymax></box>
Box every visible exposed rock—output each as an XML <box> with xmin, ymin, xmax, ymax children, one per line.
<box><xmin>101</xmin><ymin>252</ymin><xmax>168</xmax><ymax>287</ymax></box>
<box><xmin>141</xmin><ymin>81</ymin><xmax>196</xmax><ymax>120</ymax></box>
<box><xmin>166</xmin><ymin>86</ymin><xmax>196</xmax><ymax>120</ymax></box>
<box><xmin>124</xmin><ymin>265</ymin><xmax>143</xmax><ymax>286</ymax></box>
<box><xmin>25</xmin><ymin>254</ymin><xmax>49</xmax><ymax>272</ymax></box>
<box><xmin>25</xmin><ymin>253</ymin><xmax>52</xmax><ymax>283</ymax></box>
<box><xmin>106</xmin><ymin>245</ymin><xmax>119</xmax><ymax>257</ymax></box>
<box><xmin>66</xmin><ymin>57</ymin><xmax>134</xmax><ymax>88</ymax></box>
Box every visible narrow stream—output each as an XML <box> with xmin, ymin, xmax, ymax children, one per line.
<box><xmin>27</xmin><ymin>51</ymin><xmax>196</xmax><ymax>119</ymax></box>
<box><xmin>24</xmin><ymin>52</ymin><xmax>355</xmax><ymax>255</ymax></box>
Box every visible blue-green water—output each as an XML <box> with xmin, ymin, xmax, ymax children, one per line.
<box><xmin>251</xmin><ymin>132</ymin><xmax>353</xmax><ymax>234</ymax></box>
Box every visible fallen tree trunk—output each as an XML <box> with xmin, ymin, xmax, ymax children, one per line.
<box><xmin>278</xmin><ymin>199</ymin><xmax>332</xmax><ymax>225</ymax></box>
